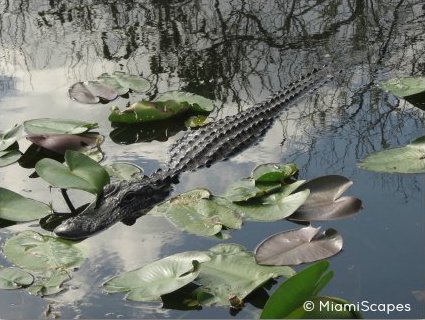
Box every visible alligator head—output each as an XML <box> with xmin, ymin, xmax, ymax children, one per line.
<box><xmin>54</xmin><ymin>173</ymin><xmax>174</xmax><ymax>239</ymax></box>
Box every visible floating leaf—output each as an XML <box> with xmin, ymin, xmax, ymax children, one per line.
<box><xmin>252</xmin><ymin>163</ymin><xmax>298</xmax><ymax>183</ymax></box>
<box><xmin>255</xmin><ymin>226</ymin><xmax>343</xmax><ymax>266</ymax></box>
<box><xmin>104</xmin><ymin>71</ymin><xmax>151</xmax><ymax>93</ymax></box>
<box><xmin>3</xmin><ymin>231</ymin><xmax>85</xmax><ymax>272</ymax></box>
<box><xmin>380</xmin><ymin>77</ymin><xmax>425</xmax><ymax>98</ymax></box>
<box><xmin>103</xmin><ymin>251</ymin><xmax>210</xmax><ymax>302</ymax></box>
<box><xmin>358</xmin><ymin>136</ymin><xmax>425</xmax><ymax>174</ymax></box>
<box><xmin>184</xmin><ymin>115</ymin><xmax>210</xmax><ymax>128</ymax></box>
<box><xmin>68</xmin><ymin>81</ymin><xmax>118</xmax><ymax>104</ymax></box>
<box><xmin>35</xmin><ymin>150</ymin><xmax>110</xmax><ymax>194</ymax></box>
<box><xmin>0</xmin><ymin>187</ymin><xmax>50</xmax><ymax>222</ymax></box>
<box><xmin>109</xmin><ymin>100</ymin><xmax>191</xmax><ymax>124</ymax></box>
<box><xmin>290</xmin><ymin>175</ymin><xmax>362</xmax><ymax>221</ymax></box>
<box><xmin>24</xmin><ymin>118</ymin><xmax>98</xmax><ymax>135</ymax></box>
<box><xmin>155</xmin><ymin>91</ymin><xmax>214</xmax><ymax>112</ymax></box>
<box><xmin>104</xmin><ymin>163</ymin><xmax>144</xmax><ymax>181</ymax></box>
<box><xmin>260</xmin><ymin>261</ymin><xmax>332</xmax><ymax>319</ymax></box>
<box><xmin>222</xmin><ymin>181</ymin><xmax>309</xmax><ymax>221</ymax></box>
<box><xmin>0</xmin><ymin>267</ymin><xmax>34</xmax><ymax>289</ymax></box>
<box><xmin>27</xmin><ymin>269</ymin><xmax>71</xmax><ymax>296</ymax></box>
<box><xmin>26</xmin><ymin>133</ymin><xmax>103</xmax><ymax>155</ymax></box>
<box><xmin>224</xmin><ymin>179</ymin><xmax>260</xmax><ymax>202</ymax></box>
<box><xmin>195</xmin><ymin>244</ymin><xmax>295</xmax><ymax>306</ymax></box>
<box><xmin>0</xmin><ymin>150</ymin><xmax>21</xmax><ymax>167</ymax></box>
<box><xmin>0</xmin><ymin>124</ymin><xmax>23</xmax><ymax>151</ymax></box>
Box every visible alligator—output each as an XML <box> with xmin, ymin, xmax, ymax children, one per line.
<box><xmin>54</xmin><ymin>65</ymin><xmax>335</xmax><ymax>239</ymax></box>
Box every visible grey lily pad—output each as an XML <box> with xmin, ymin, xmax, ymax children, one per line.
<box><xmin>194</xmin><ymin>244</ymin><xmax>295</xmax><ymax>307</ymax></box>
<box><xmin>358</xmin><ymin>136</ymin><xmax>425</xmax><ymax>174</ymax></box>
<box><xmin>155</xmin><ymin>91</ymin><xmax>214</xmax><ymax>113</ymax></box>
<box><xmin>255</xmin><ymin>226</ymin><xmax>343</xmax><ymax>266</ymax></box>
<box><xmin>103</xmin><ymin>251</ymin><xmax>210</xmax><ymax>302</ymax></box>
<box><xmin>0</xmin><ymin>187</ymin><xmax>51</xmax><ymax>222</ymax></box>
<box><xmin>290</xmin><ymin>175</ymin><xmax>362</xmax><ymax>221</ymax></box>
<box><xmin>0</xmin><ymin>267</ymin><xmax>34</xmax><ymax>289</ymax></box>
<box><xmin>3</xmin><ymin>231</ymin><xmax>85</xmax><ymax>272</ymax></box>
<box><xmin>68</xmin><ymin>81</ymin><xmax>118</xmax><ymax>104</ymax></box>
<box><xmin>24</xmin><ymin>118</ymin><xmax>98</xmax><ymax>135</ymax></box>
<box><xmin>35</xmin><ymin>150</ymin><xmax>110</xmax><ymax>194</ymax></box>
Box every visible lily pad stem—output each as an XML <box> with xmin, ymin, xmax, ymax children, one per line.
<box><xmin>61</xmin><ymin>189</ymin><xmax>76</xmax><ymax>214</ymax></box>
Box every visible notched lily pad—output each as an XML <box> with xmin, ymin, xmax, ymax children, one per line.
<box><xmin>290</xmin><ymin>175</ymin><xmax>362</xmax><ymax>221</ymax></box>
<box><xmin>0</xmin><ymin>267</ymin><xmax>34</xmax><ymax>289</ymax></box>
<box><xmin>358</xmin><ymin>136</ymin><xmax>425</xmax><ymax>174</ymax></box>
<box><xmin>255</xmin><ymin>226</ymin><xmax>343</xmax><ymax>266</ymax></box>
<box><xmin>0</xmin><ymin>187</ymin><xmax>51</xmax><ymax>222</ymax></box>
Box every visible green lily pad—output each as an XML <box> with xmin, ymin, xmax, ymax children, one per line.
<box><xmin>261</xmin><ymin>261</ymin><xmax>333</xmax><ymax>319</ymax></box>
<box><xmin>358</xmin><ymin>136</ymin><xmax>425</xmax><ymax>173</ymax></box>
<box><xmin>380</xmin><ymin>77</ymin><xmax>425</xmax><ymax>97</ymax></box>
<box><xmin>0</xmin><ymin>124</ymin><xmax>23</xmax><ymax>151</ymax></box>
<box><xmin>184</xmin><ymin>115</ymin><xmax>210</xmax><ymax>128</ymax></box>
<box><xmin>224</xmin><ymin>178</ymin><xmax>282</xmax><ymax>202</ymax></box>
<box><xmin>0</xmin><ymin>187</ymin><xmax>51</xmax><ymax>222</ymax></box>
<box><xmin>109</xmin><ymin>100</ymin><xmax>191</xmax><ymax>124</ymax></box>
<box><xmin>27</xmin><ymin>269</ymin><xmax>71</xmax><ymax>296</ymax></box>
<box><xmin>24</xmin><ymin>119</ymin><xmax>98</xmax><ymax>135</ymax></box>
<box><xmin>103</xmin><ymin>251</ymin><xmax>210</xmax><ymax>302</ymax></box>
<box><xmin>104</xmin><ymin>71</ymin><xmax>151</xmax><ymax>93</ymax></box>
<box><xmin>155</xmin><ymin>91</ymin><xmax>214</xmax><ymax>113</ymax></box>
<box><xmin>104</xmin><ymin>163</ymin><xmax>144</xmax><ymax>181</ymax></box>
<box><xmin>252</xmin><ymin>163</ymin><xmax>298</xmax><ymax>183</ymax></box>
<box><xmin>255</xmin><ymin>226</ymin><xmax>343</xmax><ymax>266</ymax></box>
<box><xmin>3</xmin><ymin>231</ymin><xmax>85</xmax><ymax>272</ymax></box>
<box><xmin>222</xmin><ymin>181</ymin><xmax>309</xmax><ymax>221</ymax></box>
<box><xmin>0</xmin><ymin>267</ymin><xmax>34</xmax><ymax>289</ymax></box>
<box><xmin>0</xmin><ymin>150</ymin><xmax>21</xmax><ymax>167</ymax></box>
<box><xmin>35</xmin><ymin>150</ymin><xmax>110</xmax><ymax>194</ymax></box>
<box><xmin>195</xmin><ymin>244</ymin><xmax>295</xmax><ymax>307</ymax></box>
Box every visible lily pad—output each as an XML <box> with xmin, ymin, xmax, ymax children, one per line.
<box><xmin>102</xmin><ymin>71</ymin><xmax>151</xmax><ymax>93</ymax></box>
<box><xmin>380</xmin><ymin>77</ymin><xmax>425</xmax><ymax>98</ymax></box>
<box><xmin>195</xmin><ymin>244</ymin><xmax>295</xmax><ymax>306</ymax></box>
<box><xmin>252</xmin><ymin>163</ymin><xmax>298</xmax><ymax>183</ymax></box>
<box><xmin>155</xmin><ymin>91</ymin><xmax>214</xmax><ymax>113</ymax></box>
<box><xmin>35</xmin><ymin>150</ymin><xmax>110</xmax><ymax>194</ymax></box>
<box><xmin>27</xmin><ymin>269</ymin><xmax>71</xmax><ymax>296</ymax></box>
<box><xmin>0</xmin><ymin>124</ymin><xmax>23</xmax><ymax>151</ymax></box>
<box><xmin>0</xmin><ymin>267</ymin><xmax>34</xmax><ymax>289</ymax></box>
<box><xmin>222</xmin><ymin>181</ymin><xmax>309</xmax><ymax>221</ymax></box>
<box><xmin>104</xmin><ymin>163</ymin><xmax>144</xmax><ymax>181</ymax></box>
<box><xmin>0</xmin><ymin>187</ymin><xmax>51</xmax><ymax>222</ymax></box>
<box><xmin>358</xmin><ymin>136</ymin><xmax>425</xmax><ymax>174</ymax></box>
<box><xmin>0</xmin><ymin>150</ymin><xmax>21</xmax><ymax>167</ymax></box>
<box><xmin>3</xmin><ymin>231</ymin><xmax>85</xmax><ymax>272</ymax></box>
<box><xmin>24</xmin><ymin>118</ymin><xmax>98</xmax><ymax>135</ymax></box>
<box><xmin>103</xmin><ymin>251</ymin><xmax>210</xmax><ymax>302</ymax></box>
<box><xmin>68</xmin><ymin>81</ymin><xmax>118</xmax><ymax>104</ymax></box>
<box><xmin>290</xmin><ymin>175</ymin><xmax>362</xmax><ymax>221</ymax></box>
<box><xmin>260</xmin><ymin>261</ymin><xmax>333</xmax><ymax>319</ymax></box>
<box><xmin>109</xmin><ymin>100</ymin><xmax>191</xmax><ymax>124</ymax></box>
<box><xmin>184</xmin><ymin>115</ymin><xmax>210</xmax><ymax>128</ymax></box>
<box><xmin>255</xmin><ymin>226</ymin><xmax>343</xmax><ymax>266</ymax></box>
<box><xmin>26</xmin><ymin>133</ymin><xmax>103</xmax><ymax>155</ymax></box>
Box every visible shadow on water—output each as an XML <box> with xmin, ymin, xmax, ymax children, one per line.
<box><xmin>0</xmin><ymin>0</ymin><xmax>424</xmax><ymax>318</ymax></box>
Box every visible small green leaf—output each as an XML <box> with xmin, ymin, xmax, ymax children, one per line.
<box><xmin>252</xmin><ymin>163</ymin><xmax>298</xmax><ymax>183</ymax></box>
<box><xmin>27</xmin><ymin>269</ymin><xmax>71</xmax><ymax>296</ymax></box>
<box><xmin>3</xmin><ymin>231</ymin><xmax>85</xmax><ymax>272</ymax></box>
<box><xmin>184</xmin><ymin>115</ymin><xmax>210</xmax><ymax>128</ymax></box>
<box><xmin>24</xmin><ymin>119</ymin><xmax>98</xmax><ymax>135</ymax></box>
<box><xmin>155</xmin><ymin>91</ymin><xmax>214</xmax><ymax>112</ymax></box>
<box><xmin>358</xmin><ymin>136</ymin><xmax>425</xmax><ymax>173</ymax></box>
<box><xmin>380</xmin><ymin>77</ymin><xmax>425</xmax><ymax>97</ymax></box>
<box><xmin>0</xmin><ymin>267</ymin><xmax>34</xmax><ymax>289</ymax></box>
<box><xmin>103</xmin><ymin>251</ymin><xmax>210</xmax><ymax>302</ymax></box>
<box><xmin>261</xmin><ymin>261</ymin><xmax>332</xmax><ymax>319</ymax></box>
<box><xmin>35</xmin><ymin>150</ymin><xmax>110</xmax><ymax>194</ymax></box>
<box><xmin>0</xmin><ymin>188</ymin><xmax>50</xmax><ymax>222</ymax></box>
<box><xmin>104</xmin><ymin>162</ymin><xmax>144</xmax><ymax>181</ymax></box>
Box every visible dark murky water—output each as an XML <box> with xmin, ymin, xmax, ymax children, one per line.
<box><xmin>0</xmin><ymin>0</ymin><xmax>424</xmax><ymax>318</ymax></box>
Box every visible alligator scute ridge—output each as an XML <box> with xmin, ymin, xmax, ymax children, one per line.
<box><xmin>54</xmin><ymin>65</ymin><xmax>334</xmax><ymax>239</ymax></box>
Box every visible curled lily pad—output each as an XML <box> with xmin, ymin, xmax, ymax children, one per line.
<box><xmin>0</xmin><ymin>267</ymin><xmax>34</xmax><ymax>289</ymax></box>
<box><xmin>103</xmin><ymin>251</ymin><xmax>210</xmax><ymax>302</ymax></box>
<box><xmin>155</xmin><ymin>91</ymin><xmax>214</xmax><ymax>113</ymax></box>
<box><xmin>0</xmin><ymin>187</ymin><xmax>51</xmax><ymax>222</ymax></box>
<box><xmin>26</xmin><ymin>133</ymin><xmax>103</xmax><ymax>155</ymax></box>
<box><xmin>290</xmin><ymin>175</ymin><xmax>362</xmax><ymax>221</ymax></box>
<box><xmin>35</xmin><ymin>150</ymin><xmax>110</xmax><ymax>194</ymax></box>
<box><xmin>0</xmin><ymin>124</ymin><xmax>23</xmax><ymax>151</ymax></box>
<box><xmin>24</xmin><ymin>118</ymin><xmax>98</xmax><ymax>135</ymax></box>
<box><xmin>255</xmin><ymin>226</ymin><xmax>343</xmax><ymax>266</ymax></box>
<box><xmin>358</xmin><ymin>136</ymin><xmax>425</xmax><ymax>174</ymax></box>
<box><xmin>109</xmin><ymin>100</ymin><xmax>191</xmax><ymax>124</ymax></box>
<box><xmin>252</xmin><ymin>163</ymin><xmax>298</xmax><ymax>183</ymax></box>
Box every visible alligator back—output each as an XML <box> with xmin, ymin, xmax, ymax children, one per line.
<box><xmin>166</xmin><ymin>66</ymin><xmax>332</xmax><ymax>174</ymax></box>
